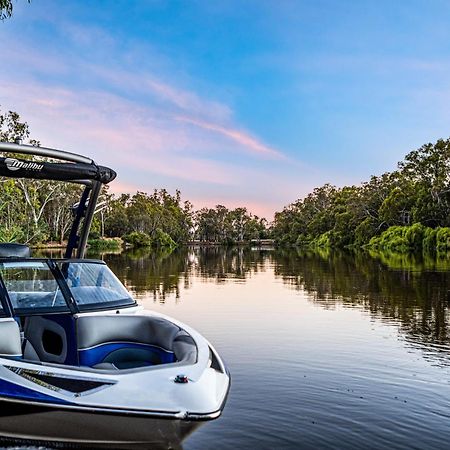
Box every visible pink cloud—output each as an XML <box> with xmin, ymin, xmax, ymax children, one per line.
<box><xmin>176</xmin><ymin>116</ymin><xmax>285</xmax><ymax>159</ymax></box>
<box><xmin>108</xmin><ymin>180</ymin><xmax>141</xmax><ymax>195</ymax></box>
<box><xmin>146</xmin><ymin>79</ymin><xmax>232</xmax><ymax>121</ymax></box>
<box><xmin>1</xmin><ymin>29</ymin><xmax>285</xmax><ymax>163</ymax></box>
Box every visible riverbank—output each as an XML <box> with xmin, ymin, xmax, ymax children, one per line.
<box><xmin>30</xmin><ymin>237</ymin><xmax>275</xmax><ymax>251</ymax></box>
<box><xmin>31</xmin><ymin>237</ymin><xmax>123</xmax><ymax>251</ymax></box>
<box><xmin>284</xmin><ymin>223</ymin><xmax>450</xmax><ymax>256</ymax></box>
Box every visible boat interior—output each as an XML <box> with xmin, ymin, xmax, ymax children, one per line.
<box><xmin>1</xmin><ymin>310</ymin><xmax>198</xmax><ymax>371</ymax></box>
<box><xmin>0</xmin><ymin>245</ymin><xmax>197</xmax><ymax>372</ymax></box>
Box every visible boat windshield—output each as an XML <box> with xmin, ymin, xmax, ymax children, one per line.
<box><xmin>0</xmin><ymin>261</ymin><xmax>68</xmax><ymax>314</ymax></box>
<box><xmin>57</xmin><ymin>261</ymin><xmax>135</xmax><ymax>311</ymax></box>
<box><xmin>0</xmin><ymin>260</ymin><xmax>135</xmax><ymax>314</ymax></box>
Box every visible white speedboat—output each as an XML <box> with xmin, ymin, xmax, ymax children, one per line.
<box><xmin>0</xmin><ymin>141</ymin><xmax>230</xmax><ymax>449</ymax></box>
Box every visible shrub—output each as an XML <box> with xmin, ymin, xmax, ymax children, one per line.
<box><xmin>152</xmin><ymin>228</ymin><xmax>177</xmax><ymax>249</ymax></box>
<box><xmin>0</xmin><ymin>225</ymin><xmax>25</xmax><ymax>243</ymax></box>
<box><xmin>312</xmin><ymin>231</ymin><xmax>331</xmax><ymax>248</ymax></box>
<box><xmin>423</xmin><ymin>227</ymin><xmax>438</xmax><ymax>253</ymax></box>
<box><xmin>295</xmin><ymin>234</ymin><xmax>311</xmax><ymax>247</ymax></box>
<box><xmin>404</xmin><ymin>223</ymin><xmax>425</xmax><ymax>250</ymax></box>
<box><xmin>367</xmin><ymin>225</ymin><xmax>417</xmax><ymax>253</ymax></box>
<box><xmin>88</xmin><ymin>237</ymin><xmax>122</xmax><ymax>250</ymax></box>
<box><xmin>123</xmin><ymin>231</ymin><xmax>152</xmax><ymax>247</ymax></box>
<box><xmin>436</xmin><ymin>228</ymin><xmax>450</xmax><ymax>252</ymax></box>
<box><xmin>354</xmin><ymin>218</ymin><xmax>379</xmax><ymax>246</ymax></box>
<box><xmin>367</xmin><ymin>224</ymin><xmax>450</xmax><ymax>254</ymax></box>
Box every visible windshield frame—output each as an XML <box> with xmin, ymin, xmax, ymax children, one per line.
<box><xmin>56</xmin><ymin>259</ymin><xmax>136</xmax><ymax>312</ymax></box>
<box><xmin>0</xmin><ymin>258</ymin><xmax>136</xmax><ymax>316</ymax></box>
<box><xmin>0</xmin><ymin>273</ymin><xmax>12</xmax><ymax>317</ymax></box>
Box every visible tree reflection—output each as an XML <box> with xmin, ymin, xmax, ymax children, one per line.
<box><xmin>273</xmin><ymin>248</ymin><xmax>450</xmax><ymax>365</ymax></box>
<box><xmin>102</xmin><ymin>246</ymin><xmax>268</xmax><ymax>302</ymax></box>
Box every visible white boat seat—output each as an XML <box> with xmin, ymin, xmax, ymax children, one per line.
<box><xmin>0</xmin><ymin>243</ymin><xmax>31</xmax><ymax>258</ymax></box>
<box><xmin>0</xmin><ymin>319</ymin><xmax>22</xmax><ymax>359</ymax></box>
<box><xmin>76</xmin><ymin>315</ymin><xmax>197</xmax><ymax>369</ymax></box>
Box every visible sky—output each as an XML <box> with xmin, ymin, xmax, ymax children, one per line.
<box><xmin>1</xmin><ymin>0</ymin><xmax>450</xmax><ymax>219</ymax></box>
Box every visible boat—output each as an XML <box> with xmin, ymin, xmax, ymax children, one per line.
<box><xmin>0</xmin><ymin>141</ymin><xmax>230</xmax><ymax>449</ymax></box>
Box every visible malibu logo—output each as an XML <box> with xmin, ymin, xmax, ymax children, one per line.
<box><xmin>4</xmin><ymin>158</ymin><xmax>44</xmax><ymax>172</ymax></box>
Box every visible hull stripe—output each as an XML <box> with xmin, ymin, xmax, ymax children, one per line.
<box><xmin>0</xmin><ymin>378</ymin><xmax>70</xmax><ymax>404</ymax></box>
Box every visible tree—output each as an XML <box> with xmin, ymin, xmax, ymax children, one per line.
<box><xmin>0</xmin><ymin>0</ymin><xmax>30</xmax><ymax>20</ymax></box>
<box><xmin>399</xmin><ymin>139</ymin><xmax>450</xmax><ymax>226</ymax></box>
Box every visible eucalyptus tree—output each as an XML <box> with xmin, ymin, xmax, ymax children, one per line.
<box><xmin>399</xmin><ymin>139</ymin><xmax>450</xmax><ymax>227</ymax></box>
<box><xmin>0</xmin><ymin>0</ymin><xmax>30</xmax><ymax>20</ymax></box>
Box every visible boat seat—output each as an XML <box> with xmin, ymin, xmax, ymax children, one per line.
<box><xmin>0</xmin><ymin>319</ymin><xmax>22</xmax><ymax>359</ymax></box>
<box><xmin>0</xmin><ymin>243</ymin><xmax>31</xmax><ymax>258</ymax></box>
<box><xmin>92</xmin><ymin>362</ymin><xmax>118</xmax><ymax>370</ymax></box>
<box><xmin>23</xmin><ymin>316</ymin><xmax>68</xmax><ymax>364</ymax></box>
<box><xmin>76</xmin><ymin>315</ymin><xmax>197</xmax><ymax>369</ymax></box>
<box><xmin>23</xmin><ymin>340</ymin><xmax>40</xmax><ymax>361</ymax></box>
<box><xmin>92</xmin><ymin>360</ymin><xmax>156</xmax><ymax>371</ymax></box>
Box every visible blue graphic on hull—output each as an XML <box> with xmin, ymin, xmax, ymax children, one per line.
<box><xmin>0</xmin><ymin>377</ymin><xmax>70</xmax><ymax>405</ymax></box>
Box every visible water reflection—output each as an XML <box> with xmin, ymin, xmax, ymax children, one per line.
<box><xmin>274</xmin><ymin>249</ymin><xmax>450</xmax><ymax>365</ymax></box>
<box><xmin>98</xmin><ymin>247</ymin><xmax>450</xmax><ymax>366</ymax></box>
<box><xmin>103</xmin><ymin>246</ymin><xmax>268</xmax><ymax>301</ymax></box>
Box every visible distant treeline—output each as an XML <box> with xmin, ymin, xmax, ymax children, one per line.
<box><xmin>0</xmin><ymin>178</ymin><xmax>268</xmax><ymax>249</ymax></box>
<box><xmin>0</xmin><ymin>110</ymin><xmax>268</xmax><ymax>248</ymax></box>
<box><xmin>271</xmin><ymin>138</ymin><xmax>450</xmax><ymax>253</ymax></box>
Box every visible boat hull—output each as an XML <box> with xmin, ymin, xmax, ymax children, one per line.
<box><xmin>0</xmin><ymin>398</ymin><xmax>203</xmax><ymax>449</ymax></box>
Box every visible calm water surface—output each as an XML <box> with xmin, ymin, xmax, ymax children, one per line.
<box><xmin>20</xmin><ymin>247</ymin><xmax>450</xmax><ymax>449</ymax></box>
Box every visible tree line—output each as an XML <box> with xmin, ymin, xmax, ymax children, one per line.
<box><xmin>271</xmin><ymin>138</ymin><xmax>450</xmax><ymax>253</ymax></box>
<box><xmin>0</xmin><ymin>109</ymin><xmax>268</xmax><ymax>248</ymax></box>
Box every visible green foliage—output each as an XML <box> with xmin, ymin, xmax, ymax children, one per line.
<box><xmin>436</xmin><ymin>228</ymin><xmax>450</xmax><ymax>252</ymax></box>
<box><xmin>423</xmin><ymin>227</ymin><xmax>438</xmax><ymax>252</ymax></box>
<box><xmin>194</xmin><ymin>205</ymin><xmax>266</xmax><ymax>244</ymax></box>
<box><xmin>123</xmin><ymin>231</ymin><xmax>153</xmax><ymax>248</ymax></box>
<box><xmin>311</xmin><ymin>232</ymin><xmax>331</xmax><ymax>248</ymax></box>
<box><xmin>368</xmin><ymin>223</ymin><xmax>424</xmax><ymax>253</ymax></box>
<box><xmin>271</xmin><ymin>137</ymin><xmax>450</xmax><ymax>253</ymax></box>
<box><xmin>404</xmin><ymin>223</ymin><xmax>425</xmax><ymax>249</ymax></box>
<box><xmin>367</xmin><ymin>223</ymin><xmax>447</xmax><ymax>254</ymax></box>
<box><xmin>153</xmin><ymin>228</ymin><xmax>177</xmax><ymax>249</ymax></box>
<box><xmin>354</xmin><ymin>218</ymin><xmax>379</xmax><ymax>246</ymax></box>
<box><xmin>123</xmin><ymin>229</ymin><xmax>177</xmax><ymax>249</ymax></box>
<box><xmin>88</xmin><ymin>238</ymin><xmax>122</xmax><ymax>250</ymax></box>
<box><xmin>0</xmin><ymin>225</ymin><xmax>25</xmax><ymax>243</ymax></box>
<box><xmin>295</xmin><ymin>234</ymin><xmax>311</xmax><ymax>247</ymax></box>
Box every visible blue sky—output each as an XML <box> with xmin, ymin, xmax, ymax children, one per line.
<box><xmin>1</xmin><ymin>0</ymin><xmax>450</xmax><ymax>218</ymax></box>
